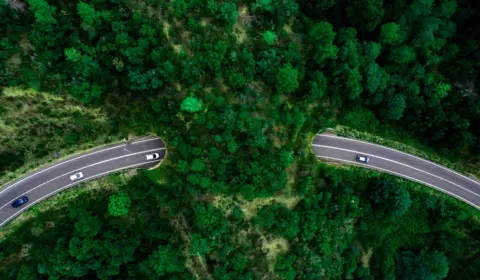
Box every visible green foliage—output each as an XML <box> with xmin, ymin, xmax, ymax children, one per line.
<box><xmin>371</xmin><ymin>179</ymin><xmax>412</xmax><ymax>217</ymax></box>
<box><xmin>2</xmin><ymin>1</ymin><xmax>480</xmax><ymax>279</ymax></box>
<box><xmin>347</xmin><ymin>0</ymin><xmax>384</xmax><ymax>32</ymax></box>
<box><xmin>343</xmin><ymin>107</ymin><xmax>380</xmax><ymax>131</ymax></box>
<box><xmin>365</xmin><ymin>42</ymin><xmax>382</xmax><ymax>61</ymax></box>
<box><xmin>217</xmin><ymin>2</ymin><xmax>238</xmax><ymax>29</ymax></box>
<box><xmin>190</xmin><ymin>234</ymin><xmax>209</xmax><ymax>256</ymax></box>
<box><xmin>345</xmin><ymin>67</ymin><xmax>363</xmax><ymax>100</ymax></box>
<box><xmin>310</xmin><ymin>21</ymin><xmax>339</xmax><ymax>64</ymax></box>
<box><xmin>108</xmin><ymin>192</ymin><xmax>131</xmax><ymax>216</ymax></box>
<box><xmin>262</xmin><ymin>31</ymin><xmax>277</xmax><ymax>45</ymax></box>
<box><xmin>181</xmin><ymin>95</ymin><xmax>203</xmax><ymax>113</ymax></box>
<box><xmin>308</xmin><ymin>71</ymin><xmax>327</xmax><ymax>99</ymax></box>
<box><xmin>253</xmin><ymin>0</ymin><xmax>299</xmax><ymax>24</ymax></box>
<box><xmin>191</xmin><ymin>158</ymin><xmax>205</xmax><ymax>172</ymax></box>
<box><xmin>141</xmin><ymin>245</ymin><xmax>185</xmax><ymax>277</ymax></box>
<box><xmin>276</xmin><ymin>63</ymin><xmax>299</xmax><ymax>93</ymax></box>
<box><xmin>379</xmin><ymin>22</ymin><xmax>400</xmax><ymax>45</ymax></box>
<box><xmin>385</xmin><ymin>94</ymin><xmax>407</xmax><ymax>120</ymax></box>
<box><xmin>389</xmin><ymin>45</ymin><xmax>417</xmax><ymax>64</ymax></box>
<box><xmin>77</xmin><ymin>2</ymin><xmax>100</xmax><ymax>36</ymax></box>
<box><xmin>16</xmin><ymin>264</ymin><xmax>37</xmax><ymax>280</ymax></box>
<box><xmin>26</xmin><ymin>0</ymin><xmax>57</xmax><ymax>25</ymax></box>
<box><xmin>395</xmin><ymin>250</ymin><xmax>449</xmax><ymax>280</ymax></box>
<box><xmin>275</xmin><ymin>254</ymin><xmax>297</xmax><ymax>280</ymax></box>
<box><xmin>170</xmin><ymin>0</ymin><xmax>189</xmax><ymax>19</ymax></box>
<box><xmin>64</xmin><ymin>48</ymin><xmax>81</xmax><ymax>62</ymax></box>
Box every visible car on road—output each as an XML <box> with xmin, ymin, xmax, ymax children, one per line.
<box><xmin>70</xmin><ymin>172</ymin><xmax>84</xmax><ymax>181</ymax></box>
<box><xmin>146</xmin><ymin>153</ymin><xmax>160</xmax><ymax>160</ymax></box>
<box><xmin>355</xmin><ymin>155</ymin><xmax>369</xmax><ymax>163</ymax></box>
<box><xmin>11</xmin><ymin>196</ymin><xmax>29</xmax><ymax>208</ymax></box>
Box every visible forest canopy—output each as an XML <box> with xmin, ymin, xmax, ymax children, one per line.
<box><xmin>1</xmin><ymin>0</ymin><xmax>480</xmax><ymax>279</ymax></box>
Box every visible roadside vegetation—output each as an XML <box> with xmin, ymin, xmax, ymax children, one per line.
<box><xmin>1</xmin><ymin>0</ymin><xmax>480</xmax><ymax>279</ymax></box>
<box><xmin>0</xmin><ymin>87</ymin><xmax>124</xmax><ymax>185</ymax></box>
<box><xmin>336</xmin><ymin>106</ymin><xmax>479</xmax><ymax>179</ymax></box>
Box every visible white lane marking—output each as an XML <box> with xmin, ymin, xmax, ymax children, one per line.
<box><xmin>0</xmin><ymin>148</ymin><xmax>165</xmax><ymax>210</ymax></box>
<box><xmin>317</xmin><ymin>134</ymin><xmax>480</xmax><ymax>187</ymax></box>
<box><xmin>316</xmin><ymin>155</ymin><xmax>480</xmax><ymax>210</ymax></box>
<box><xmin>312</xmin><ymin>144</ymin><xmax>480</xmax><ymax>199</ymax></box>
<box><xmin>0</xmin><ymin>159</ymin><xmax>162</xmax><ymax>227</ymax></box>
<box><xmin>0</xmin><ymin>138</ymin><xmax>162</xmax><ymax>194</ymax></box>
<box><xmin>131</xmin><ymin>138</ymin><xmax>162</xmax><ymax>145</ymax></box>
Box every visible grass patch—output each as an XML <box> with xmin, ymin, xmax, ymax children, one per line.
<box><xmin>239</xmin><ymin>195</ymin><xmax>301</xmax><ymax>220</ymax></box>
<box><xmin>260</xmin><ymin>235</ymin><xmax>290</xmax><ymax>272</ymax></box>
<box><xmin>213</xmin><ymin>194</ymin><xmax>300</xmax><ymax>220</ymax></box>
<box><xmin>0</xmin><ymin>87</ymin><xmax>125</xmax><ymax>186</ymax></box>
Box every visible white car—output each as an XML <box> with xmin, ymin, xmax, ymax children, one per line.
<box><xmin>70</xmin><ymin>172</ymin><xmax>84</xmax><ymax>181</ymax></box>
<box><xmin>355</xmin><ymin>155</ymin><xmax>369</xmax><ymax>163</ymax></box>
<box><xmin>146</xmin><ymin>153</ymin><xmax>160</xmax><ymax>160</ymax></box>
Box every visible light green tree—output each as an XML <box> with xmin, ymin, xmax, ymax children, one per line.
<box><xmin>64</xmin><ymin>48</ymin><xmax>81</xmax><ymax>62</ymax></box>
<box><xmin>262</xmin><ymin>31</ymin><xmax>277</xmax><ymax>45</ymax></box>
<box><xmin>26</xmin><ymin>0</ymin><xmax>57</xmax><ymax>25</ymax></box>
<box><xmin>181</xmin><ymin>94</ymin><xmax>203</xmax><ymax>113</ymax></box>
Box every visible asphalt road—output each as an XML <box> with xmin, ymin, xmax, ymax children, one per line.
<box><xmin>0</xmin><ymin>137</ymin><xmax>165</xmax><ymax>227</ymax></box>
<box><xmin>312</xmin><ymin>134</ymin><xmax>480</xmax><ymax>209</ymax></box>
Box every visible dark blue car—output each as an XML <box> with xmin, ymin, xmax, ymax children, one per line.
<box><xmin>11</xmin><ymin>196</ymin><xmax>29</xmax><ymax>208</ymax></box>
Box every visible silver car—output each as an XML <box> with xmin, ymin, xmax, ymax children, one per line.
<box><xmin>70</xmin><ymin>172</ymin><xmax>84</xmax><ymax>181</ymax></box>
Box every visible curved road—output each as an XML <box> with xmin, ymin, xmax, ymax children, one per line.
<box><xmin>313</xmin><ymin>133</ymin><xmax>480</xmax><ymax>209</ymax></box>
<box><xmin>0</xmin><ymin>137</ymin><xmax>165</xmax><ymax>227</ymax></box>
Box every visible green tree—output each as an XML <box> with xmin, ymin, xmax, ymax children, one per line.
<box><xmin>16</xmin><ymin>264</ymin><xmax>37</xmax><ymax>280</ymax></box>
<box><xmin>276</xmin><ymin>64</ymin><xmax>299</xmax><ymax>93</ymax></box>
<box><xmin>379</xmin><ymin>22</ymin><xmax>400</xmax><ymax>45</ymax></box>
<box><xmin>108</xmin><ymin>192</ymin><xmax>131</xmax><ymax>216</ymax></box>
<box><xmin>385</xmin><ymin>94</ymin><xmax>407</xmax><ymax>120</ymax></box>
<box><xmin>240</xmin><ymin>184</ymin><xmax>255</xmax><ymax>201</ymax></box>
<box><xmin>390</xmin><ymin>45</ymin><xmax>416</xmax><ymax>64</ymax></box>
<box><xmin>191</xmin><ymin>158</ymin><xmax>205</xmax><ymax>172</ymax></box>
<box><xmin>141</xmin><ymin>245</ymin><xmax>185</xmax><ymax>277</ymax></box>
<box><xmin>275</xmin><ymin>254</ymin><xmax>296</xmax><ymax>280</ymax></box>
<box><xmin>365</xmin><ymin>42</ymin><xmax>381</xmax><ymax>61</ymax></box>
<box><xmin>177</xmin><ymin>160</ymin><xmax>189</xmax><ymax>173</ymax></box>
<box><xmin>347</xmin><ymin>0</ymin><xmax>384</xmax><ymax>32</ymax></box>
<box><xmin>279</xmin><ymin>149</ymin><xmax>294</xmax><ymax>167</ymax></box>
<box><xmin>77</xmin><ymin>2</ymin><xmax>100</xmax><ymax>36</ymax></box>
<box><xmin>26</xmin><ymin>0</ymin><xmax>57</xmax><ymax>25</ymax></box>
<box><xmin>181</xmin><ymin>94</ymin><xmax>203</xmax><ymax>113</ymax></box>
<box><xmin>74</xmin><ymin>213</ymin><xmax>102</xmax><ymax>237</ymax></box>
<box><xmin>371</xmin><ymin>179</ymin><xmax>412</xmax><ymax>216</ymax></box>
<box><xmin>345</xmin><ymin>67</ymin><xmax>363</xmax><ymax>100</ymax></box>
<box><xmin>64</xmin><ymin>48</ymin><xmax>81</xmax><ymax>62</ymax></box>
<box><xmin>169</xmin><ymin>0</ymin><xmax>188</xmax><ymax>19</ymax></box>
<box><xmin>395</xmin><ymin>250</ymin><xmax>449</xmax><ymax>280</ymax></box>
<box><xmin>262</xmin><ymin>31</ymin><xmax>277</xmax><ymax>45</ymax></box>
<box><xmin>190</xmin><ymin>234</ymin><xmax>209</xmax><ymax>256</ymax></box>
<box><xmin>309</xmin><ymin>21</ymin><xmax>338</xmax><ymax>65</ymax></box>
<box><xmin>308</xmin><ymin>71</ymin><xmax>327</xmax><ymax>99</ymax></box>
<box><xmin>217</xmin><ymin>2</ymin><xmax>238</xmax><ymax>29</ymax></box>
<box><xmin>273</xmin><ymin>0</ymin><xmax>299</xmax><ymax>24</ymax></box>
